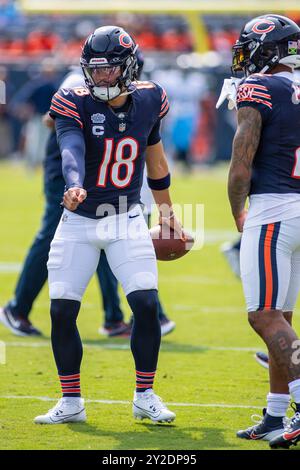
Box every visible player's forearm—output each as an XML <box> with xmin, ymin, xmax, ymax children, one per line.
<box><xmin>146</xmin><ymin>141</ymin><xmax>173</xmax><ymax>214</ymax></box>
<box><xmin>228</xmin><ymin>167</ymin><xmax>250</xmax><ymax>218</ymax></box>
<box><xmin>61</xmin><ymin>146</ymin><xmax>85</xmax><ymax>189</ymax></box>
<box><xmin>151</xmin><ymin>188</ymin><xmax>173</xmax><ymax>217</ymax></box>
<box><xmin>55</xmin><ymin>119</ymin><xmax>86</xmax><ymax>189</ymax></box>
<box><xmin>228</xmin><ymin>107</ymin><xmax>261</xmax><ymax>218</ymax></box>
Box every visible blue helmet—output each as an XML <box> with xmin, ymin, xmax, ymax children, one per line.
<box><xmin>80</xmin><ymin>25</ymin><xmax>138</xmax><ymax>101</ymax></box>
<box><xmin>232</xmin><ymin>14</ymin><xmax>300</xmax><ymax>76</ymax></box>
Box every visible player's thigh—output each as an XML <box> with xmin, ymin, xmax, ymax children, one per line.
<box><xmin>47</xmin><ymin>211</ymin><xmax>100</xmax><ymax>301</ymax></box>
<box><xmin>241</xmin><ymin>222</ymin><xmax>291</xmax><ymax>312</ymax></box>
<box><xmin>105</xmin><ymin>212</ymin><xmax>157</xmax><ymax>296</ymax></box>
<box><xmin>283</xmin><ymin>250</ymin><xmax>300</xmax><ymax>312</ymax></box>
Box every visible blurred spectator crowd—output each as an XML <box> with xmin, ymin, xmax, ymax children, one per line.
<box><xmin>0</xmin><ymin>1</ymin><xmax>298</xmax><ymax>62</ymax></box>
<box><xmin>0</xmin><ymin>2</ymin><xmax>193</xmax><ymax>61</ymax></box>
<box><xmin>0</xmin><ymin>60</ymin><xmax>223</xmax><ymax>167</ymax></box>
<box><xmin>1</xmin><ymin>1</ymin><xmax>299</xmax><ymax>167</ymax></box>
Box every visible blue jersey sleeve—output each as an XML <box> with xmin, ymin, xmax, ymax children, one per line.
<box><xmin>237</xmin><ymin>75</ymin><xmax>272</xmax><ymax>122</ymax></box>
<box><xmin>55</xmin><ymin>118</ymin><xmax>86</xmax><ymax>189</ymax></box>
<box><xmin>147</xmin><ymin>119</ymin><xmax>161</xmax><ymax>146</ymax></box>
<box><xmin>50</xmin><ymin>89</ymin><xmax>83</xmax><ymax>129</ymax></box>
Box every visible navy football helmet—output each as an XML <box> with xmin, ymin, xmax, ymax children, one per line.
<box><xmin>232</xmin><ymin>14</ymin><xmax>300</xmax><ymax>76</ymax></box>
<box><xmin>80</xmin><ymin>26</ymin><xmax>138</xmax><ymax>101</ymax></box>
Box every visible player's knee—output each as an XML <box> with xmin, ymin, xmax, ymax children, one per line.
<box><xmin>248</xmin><ymin>312</ymin><xmax>261</xmax><ymax>333</ymax></box>
<box><xmin>50</xmin><ymin>299</ymin><xmax>81</xmax><ymax>325</ymax></box>
<box><xmin>125</xmin><ymin>272</ymin><xmax>157</xmax><ymax>295</ymax></box>
<box><xmin>141</xmin><ymin>290</ymin><xmax>159</xmax><ymax>316</ymax></box>
<box><xmin>127</xmin><ymin>289</ymin><xmax>159</xmax><ymax>318</ymax></box>
<box><xmin>248</xmin><ymin>309</ymin><xmax>281</xmax><ymax>334</ymax></box>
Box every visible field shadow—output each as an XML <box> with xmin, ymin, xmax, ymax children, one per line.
<box><xmin>67</xmin><ymin>422</ymin><xmax>240</xmax><ymax>450</ymax></box>
<box><xmin>9</xmin><ymin>335</ymin><xmax>211</xmax><ymax>355</ymax></box>
<box><xmin>82</xmin><ymin>338</ymin><xmax>210</xmax><ymax>354</ymax></box>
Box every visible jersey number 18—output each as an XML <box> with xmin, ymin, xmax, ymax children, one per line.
<box><xmin>97</xmin><ymin>137</ymin><xmax>139</xmax><ymax>188</ymax></box>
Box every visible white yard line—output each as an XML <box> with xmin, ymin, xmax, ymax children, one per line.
<box><xmin>0</xmin><ymin>262</ymin><xmax>22</xmax><ymax>273</ymax></box>
<box><xmin>3</xmin><ymin>341</ymin><xmax>261</xmax><ymax>353</ymax></box>
<box><xmin>159</xmin><ymin>276</ymin><xmax>236</xmax><ymax>285</ymax></box>
<box><xmin>0</xmin><ymin>395</ymin><xmax>262</xmax><ymax>410</ymax></box>
<box><xmin>172</xmin><ymin>305</ymin><xmax>245</xmax><ymax>313</ymax></box>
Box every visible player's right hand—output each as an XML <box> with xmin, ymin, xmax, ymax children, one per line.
<box><xmin>234</xmin><ymin>209</ymin><xmax>248</xmax><ymax>233</ymax></box>
<box><xmin>159</xmin><ymin>213</ymin><xmax>186</xmax><ymax>242</ymax></box>
<box><xmin>63</xmin><ymin>187</ymin><xmax>87</xmax><ymax>211</ymax></box>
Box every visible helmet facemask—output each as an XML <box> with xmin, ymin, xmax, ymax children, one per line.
<box><xmin>232</xmin><ymin>40</ymin><xmax>279</xmax><ymax>76</ymax></box>
<box><xmin>232</xmin><ymin>33</ymin><xmax>300</xmax><ymax>77</ymax></box>
<box><xmin>81</xmin><ymin>53</ymin><xmax>138</xmax><ymax>102</ymax></box>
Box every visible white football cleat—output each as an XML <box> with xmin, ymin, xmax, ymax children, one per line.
<box><xmin>34</xmin><ymin>397</ymin><xmax>86</xmax><ymax>424</ymax></box>
<box><xmin>133</xmin><ymin>389</ymin><xmax>176</xmax><ymax>423</ymax></box>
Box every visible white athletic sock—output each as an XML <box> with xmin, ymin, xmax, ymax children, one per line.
<box><xmin>289</xmin><ymin>379</ymin><xmax>300</xmax><ymax>404</ymax></box>
<box><xmin>61</xmin><ymin>396</ymin><xmax>82</xmax><ymax>404</ymax></box>
<box><xmin>266</xmin><ymin>392</ymin><xmax>290</xmax><ymax>417</ymax></box>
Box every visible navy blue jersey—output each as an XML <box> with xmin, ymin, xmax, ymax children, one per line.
<box><xmin>49</xmin><ymin>81</ymin><xmax>169</xmax><ymax>218</ymax></box>
<box><xmin>237</xmin><ymin>73</ymin><xmax>300</xmax><ymax>195</ymax></box>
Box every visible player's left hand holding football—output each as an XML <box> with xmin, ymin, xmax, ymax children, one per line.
<box><xmin>63</xmin><ymin>187</ymin><xmax>87</xmax><ymax>211</ymax></box>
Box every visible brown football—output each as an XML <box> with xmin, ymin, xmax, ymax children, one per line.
<box><xmin>149</xmin><ymin>224</ymin><xmax>194</xmax><ymax>261</ymax></box>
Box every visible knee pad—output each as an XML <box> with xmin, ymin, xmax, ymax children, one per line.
<box><xmin>125</xmin><ymin>272</ymin><xmax>157</xmax><ymax>296</ymax></box>
<box><xmin>49</xmin><ymin>281</ymin><xmax>82</xmax><ymax>301</ymax></box>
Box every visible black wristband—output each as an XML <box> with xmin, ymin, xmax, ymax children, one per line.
<box><xmin>147</xmin><ymin>173</ymin><xmax>171</xmax><ymax>190</ymax></box>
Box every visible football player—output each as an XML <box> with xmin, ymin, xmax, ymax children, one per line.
<box><xmin>227</xmin><ymin>14</ymin><xmax>300</xmax><ymax>448</ymax></box>
<box><xmin>34</xmin><ymin>26</ymin><xmax>181</xmax><ymax>425</ymax></box>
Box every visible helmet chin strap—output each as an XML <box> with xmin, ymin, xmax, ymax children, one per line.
<box><xmin>119</xmin><ymin>83</ymin><xmax>137</xmax><ymax>97</ymax></box>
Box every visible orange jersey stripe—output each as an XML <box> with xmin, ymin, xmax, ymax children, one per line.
<box><xmin>264</xmin><ymin>223</ymin><xmax>275</xmax><ymax>309</ymax></box>
<box><xmin>52</xmin><ymin>98</ymin><xmax>81</xmax><ymax>119</ymax></box>
<box><xmin>50</xmin><ymin>105</ymin><xmax>83</xmax><ymax>128</ymax></box>
<box><xmin>54</xmin><ymin>93</ymin><xmax>77</xmax><ymax>109</ymax></box>
<box><xmin>159</xmin><ymin>102</ymin><xmax>170</xmax><ymax>117</ymax></box>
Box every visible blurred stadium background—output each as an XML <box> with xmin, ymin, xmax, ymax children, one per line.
<box><xmin>2</xmin><ymin>0</ymin><xmax>300</xmax><ymax>451</ymax></box>
<box><xmin>1</xmin><ymin>0</ymin><xmax>299</xmax><ymax>167</ymax></box>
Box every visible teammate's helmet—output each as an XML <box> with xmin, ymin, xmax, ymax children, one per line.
<box><xmin>232</xmin><ymin>14</ymin><xmax>300</xmax><ymax>76</ymax></box>
<box><xmin>80</xmin><ymin>26</ymin><xmax>138</xmax><ymax>102</ymax></box>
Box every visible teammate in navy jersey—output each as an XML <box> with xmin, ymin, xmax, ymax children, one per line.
<box><xmin>34</xmin><ymin>26</ymin><xmax>182</xmax><ymax>425</ymax></box>
<box><xmin>227</xmin><ymin>14</ymin><xmax>300</xmax><ymax>448</ymax></box>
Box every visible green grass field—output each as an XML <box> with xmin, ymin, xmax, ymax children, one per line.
<box><xmin>0</xmin><ymin>162</ymin><xmax>299</xmax><ymax>450</ymax></box>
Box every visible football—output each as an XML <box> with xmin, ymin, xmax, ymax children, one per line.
<box><xmin>149</xmin><ymin>224</ymin><xmax>194</xmax><ymax>261</ymax></box>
